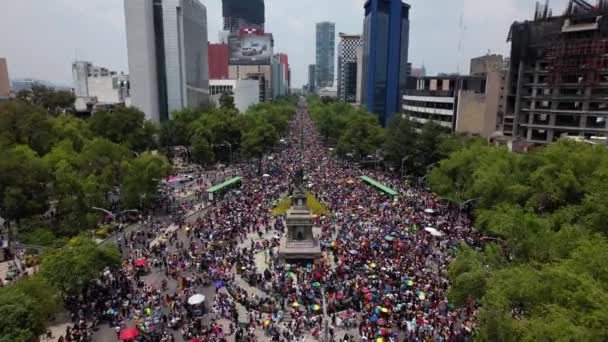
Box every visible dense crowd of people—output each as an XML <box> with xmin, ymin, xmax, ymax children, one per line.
<box><xmin>52</xmin><ymin>99</ymin><xmax>479</xmax><ymax>342</ymax></box>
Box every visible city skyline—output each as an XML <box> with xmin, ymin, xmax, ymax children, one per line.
<box><xmin>0</xmin><ymin>0</ymin><xmax>573</xmax><ymax>88</ymax></box>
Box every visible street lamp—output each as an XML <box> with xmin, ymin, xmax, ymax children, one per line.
<box><xmin>91</xmin><ymin>207</ymin><xmax>139</xmax><ymax>221</ymax></box>
<box><xmin>458</xmin><ymin>197</ymin><xmax>479</xmax><ymax>221</ymax></box>
<box><xmin>212</xmin><ymin>141</ymin><xmax>233</xmax><ymax>165</ymax></box>
<box><xmin>401</xmin><ymin>155</ymin><xmax>411</xmax><ymax>179</ymax></box>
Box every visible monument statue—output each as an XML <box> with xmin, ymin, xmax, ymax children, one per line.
<box><xmin>278</xmin><ymin>168</ymin><xmax>322</xmax><ymax>263</ymax></box>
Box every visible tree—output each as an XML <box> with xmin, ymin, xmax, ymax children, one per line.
<box><xmin>414</xmin><ymin>121</ymin><xmax>450</xmax><ymax>173</ymax></box>
<box><xmin>17</xmin><ymin>84</ymin><xmax>75</xmax><ymax>115</ymax></box>
<box><xmin>242</xmin><ymin>122</ymin><xmax>279</xmax><ymax>159</ymax></box>
<box><xmin>121</xmin><ymin>152</ymin><xmax>170</xmax><ymax>208</ymax></box>
<box><xmin>0</xmin><ymin>145</ymin><xmax>51</xmax><ymax>226</ymax></box>
<box><xmin>191</xmin><ymin>133</ymin><xmax>214</xmax><ymax>166</ymax></box>
<box><xmin>219</xmin><ymin>91</ymin><xmax>236</xmax><ymax>110</ymax></box>
<box><xmin>39</xmin><ymin>238</ymin><xmax>120</xmax><ymax>294</ymax></box>
<box><xmin>0</xmin><ymin>288</ymin><xmax>47</xmax><ymax>342</ymax></box>
<box><xmin>383</xmin><ymin>115</ymin><xmax>418</xmax><ymax>174</ymax></box>
<box><xmin>336</xmin><ymin>116</ymin><xmax>384</xmax><ymax>160</ymax></box>
<box><xmin>50</xmin><ymin>115</ymin><xmax>92</xmax><ymax>152</ymax></box>
<box><xmin>88</xmin><ymin>107</ymin><xmax>157</xmax><ymax>152</ymax></box>
<box><xmin>0</xmin><ymin>100</ymin><xmax>55</xmax><ymax>155</ymax></box>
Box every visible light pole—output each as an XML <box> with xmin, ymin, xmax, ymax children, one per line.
<box><xmin>91</xmin><ymin>207</ymin><xmax>139</xmax><ymax>221</ymax></box>
<box><xmin>458</xmin><ymin>197</ymin><xmax>479</xmax><ymax>221</ymax></box>
<box><xmin>401</xmin><ymin>155</ymin><xmax>411</xmax><ymax>179</ymax></box>
<box><xmin>223</xmin><ymin>140</ymin><xmax>232</xmax><ymax>165</ymax></box>
<box><xmin>321</xmin><ymin>287</ymin><xmax>329</xmax><ymax>342</ymax></box>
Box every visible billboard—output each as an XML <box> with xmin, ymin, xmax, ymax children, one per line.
<box><xmin>228</xmin><ymin>34</ymin><xmax>273</xmax><ymax>65</ymax></box>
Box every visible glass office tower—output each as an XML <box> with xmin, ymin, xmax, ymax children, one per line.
<box><xmin>361</xmin><ymin>0</ymin><xmax>410</xmax><ymax>127</ymax></box>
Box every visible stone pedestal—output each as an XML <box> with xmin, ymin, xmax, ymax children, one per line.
<box><xmin>278</xmin><ymin>188</ymin><xmax>322</xmax><ymax>263</ymax></box>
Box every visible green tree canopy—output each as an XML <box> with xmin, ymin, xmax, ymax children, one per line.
<box><xmin>40</xmin><ymin>238</ymin><xmax>120</xmax><ymax>294</ymax></box>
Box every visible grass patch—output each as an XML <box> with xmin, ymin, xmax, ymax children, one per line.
<box><xmin>272</xmin><ymin>193</ymin><xmax>328</xmax><ymax>215</ymax></box>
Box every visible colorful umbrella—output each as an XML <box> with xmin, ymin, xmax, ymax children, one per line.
<box><xmin>262</xmin><ymin>319</ymin><xmax>271</xmax><ymax>328</ymax></box>
<box><xmin>339</xmin><ymin>311</ymin><xmax>351</xmax><ymax>318</ymax></box>
<box><xmin>336</xmin><ymin>292</ymin><xmax>345</xmax><ymax>300</ymax></box>
<box><xmin>364</xmin><ymin>293</ymin><xmax>373</xmax><ymax>301</ymax></box>
<box><xmin>311</xmin><ymin>304</ymin><xmax>321</xmax><ymax>311</ymax></box>
<box><xmin>133</xmin><ymin>258</ymin><xmax>148</xmax><ymax>267</ymax></box>
<box><xmin>377</xmin><ymin>319</ymin><xmax>387</xmax><ymax>326</ymax></box>
<box><xmin>369</xmin><ymin>315</ymin><xmax>378</xmax><ymax>322</ymax></box>
<box><xmin>292</xmin><ymin>302</ymin><xmax>300</xmax><ymax>308</ymax></box>
<box><xmin>106</xmin><ymin>308</ymin><xmax>117</xmax><ymax>315</ymax></box>
<box><xmin>417</xmin><ymin>291</ymin><xmax>426</xmax><ymax>300</ymax></box>
<box><xmin>376</xmin><ymin>328</ymin><xmax>389</xmax><ymax>336</ymax></box>
<box><xmin>376</xmin><ymin>338</ymin><xmax>386</xmax><ymax>342</ymax></box>
<box><xmin>214</xmin><ymin>280</ymin><xmax>225</xmax><ymax>289</ymax></box>
<box><xmin>405</xmin><ymin>279</ymin><xmax>414</xmax><ymax>286</ymax></box>
<box><xmin>384</xmin><ymin>236</ymin><xmax>394</xmax><ymax>241</ymax></box>
<box><xmin>369</xmin><ymin>262</ymin><xmax>377</xmax><ymax>268</ymax></box>
<box><xmin>119</xmin><ymin>328</ymin><xmax>139</xmax><ymax>340</ymax></box>
<box><xmin>312</xmin><ymin>282</ymin><xmax>321</xmax><ymax>287</ymax></box>
<box><xmin>381</xmin><ymin>307</ymin><xmax>389</xmax><ymax>313</ymax></box>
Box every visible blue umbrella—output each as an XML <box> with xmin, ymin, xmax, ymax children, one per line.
<box><xmin>214</xmin><ymin>280</ymin><xmax>225</xmax><ymax>289</ymax></box>
<box><xmin>369</xmin><ymin>315</ymin><xmax>378</xmax><ymax>322</ymax></box>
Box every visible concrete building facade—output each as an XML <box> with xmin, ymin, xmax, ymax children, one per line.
<box><xmin>506</xmin><ymin>0</ymin><xmax>608</xmax><ymax>144</ymax></box>
<box><xmin>0</xmin><ymin>58</ymin><xmax>10</xmax><ymax>98</ymax></box>
<box><xmin>402</xmin><ymin>75</ymin><xmax>487</xmax><ymax>133</ymax></box>
<box><xmin>208</xmin><ymin>43</ymin><xmax>229</xmax><ymax>79</ymax></box>
<box><xmin>229</xmin><ymin>64</ymin><xmax>271</xmax><ymax>102</ymax></box>
<box><xmin>337</xmin><ymin>33</ymin><xmax>363</xmax><ymax>103</ymax></box>
<box><xmin>362</xmin><ymin>0</ymin><xmax>410</xmax><ymax>127</ymax></box>
<box><xmin>71</xmin><ymin>61</ymin><xmax>130</xmax><ymax>105</ymax></box>
<box><xmin>209</xmin><ymin>79</ymin><xmax>259</xmax><ymax>113</ymax></box>
<box><xmin>124</xmin><ymin>0</ymin><xmax>209</xmax><ymax>122</ymax></box>
<box><xmin>315</xmin><ymin>22</ymin><xmax>336</xmax><ymax>88</ymax></box>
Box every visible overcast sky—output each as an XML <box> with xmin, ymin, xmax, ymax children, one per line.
<box><xmin>0</xmin><ymin>0</ymin><xmax>571</xmax><ymax>88</ymax></box>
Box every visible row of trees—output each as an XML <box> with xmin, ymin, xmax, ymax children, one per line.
<box><xmin>308</xmin><ymin>97</ymin><xmax>465</xmax><ymax>176</ymax></box>
<box><xmin>0</xmin><ymin>99</ymin><xmax>170</xmax><ymax>239</ymax></box>
<box><xmin>0</xmin><ymin>238</ymin><xmax>120</xmax><ymax>341</ymax></box>
<box><xmin>429</xmin><ymin>140</ymin><xmax>608</xmax><ymax>340</ymax></box>
<box><xmin>160</xmin><ymin>97</ymin><xmax>297</xmax><ymax>166</ymax></box>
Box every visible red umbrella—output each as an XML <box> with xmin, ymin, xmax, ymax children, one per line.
<box><xmin>119</xmin><ymin>328</ymin><xmax>139</xmax><ymax>340</ymax></box>
<box><xmin>336</xmin><ymin>292</ymin><xmax>345</xmax><ymax>300</ymax></box>
<box><xmin>134</xmin><ymin>258</ymin><xmax>148</xmax><ymax>267</ymax></box>
<box><xmin>364</xmin><ymin>293</ymin><xmax>373</xmax><ymax>301</ymax></box>
<box><xmin>190</xmin><ymin>339</ymin><xmax>201</xmax><ymax>342</ymax></box>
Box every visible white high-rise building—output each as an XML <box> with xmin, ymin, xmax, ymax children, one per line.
<box><xmin>337</xmin><ymin>33</ymin><xmax>362</xmax><ymax>103</ymax></box>
<box><xmin>124</xmin><ymin>0</ymin><xmax>209</xmax><ymax>122</ymax></box>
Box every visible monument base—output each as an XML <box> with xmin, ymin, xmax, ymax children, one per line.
<box><xmin>278</xmin><ymin>238</ymin><xmax>322</xmax><ymax>264</ymax></box>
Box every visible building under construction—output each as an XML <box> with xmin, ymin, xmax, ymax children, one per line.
<box><xmin>505</xmin><ymin>0</ymin><xmax>608</xmax><ymax>144</ymax></box>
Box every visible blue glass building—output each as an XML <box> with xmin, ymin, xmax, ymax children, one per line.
<box><xmin>361</xmin><ymin>0</ymin><xmax>410</xmax><ymax>127</ymax></box>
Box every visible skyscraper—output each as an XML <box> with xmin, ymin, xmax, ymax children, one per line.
<box><xmin>124</xmin><ymin>0</ymin><xmax>209</xmax><ymax>122</ymax></box>
<box><xmin>0</xmin><ymin>58</ymin><xmax>11</xmax><ymax>98</ymax></box>
<box><xmin>222</xmin><ymin>0</ymin><xmax>265</xmax><ymax>33</ymax></box>
<box><xmin>337</xmin><ymin>33</ymin><xmax>363</xmax><ymax>103</ymax></box>
<box><xmin>308</xmin><ymin>64</ymin><xmax>316</xmax><ymax>93</ymax></box>
<box><xmin>361</xmin><ymin>0</ymin><xmax>410</xmax><ymax>126</ymax></box>
<box><xmin>316</xmin><ymin>22</ymin><xmax>336</xmax><ymax>88</ymax></box>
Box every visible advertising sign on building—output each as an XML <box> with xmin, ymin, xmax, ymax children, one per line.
<box><xmin>228</xmin><ymin>33</ymin><xmax>273</xmax><ymax>65</ymax></box>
